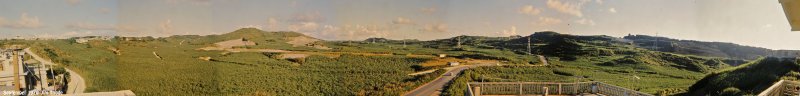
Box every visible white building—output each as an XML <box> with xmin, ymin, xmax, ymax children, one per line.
<box><xmin>448</xmin><ymin>62</ymin><xmax>459</xmax><ymax>66</ymax></box>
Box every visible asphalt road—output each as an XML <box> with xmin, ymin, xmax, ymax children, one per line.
<box><xmin>403</xmin><ymin>63</ymin><xmax>497</xmax><ymax>96</ymax></box>
<box><xmin>24</xmin><ymin>48</ymin><xmax>86</xmax><ymax>94</ymax></box>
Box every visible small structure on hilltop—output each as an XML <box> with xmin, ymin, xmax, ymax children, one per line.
<box><xmin>448</xmin><ymin>62</ymin><xmax>459</xmax><ymax>66</ymax></box>
<box><xmin>438</xmin><ymin>54</ymin><xmax>447</xmax><ymax>58</ymax></box>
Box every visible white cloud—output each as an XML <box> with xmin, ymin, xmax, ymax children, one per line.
<box><xmin>341</xmin><ymin>24</ymin><xmax>389</xmax><ymax>39</ymax></box>
<box><xmin>236</xmin><ymin>25</ymin><xmax>263</xmax><ymax>30</ymax></box>
<box><xmin>518</xmin><ymin>5</ymin><xmax>542</xmax><ymax>16</ymax></box>
<box><xmin>165</xmin><ymin>0</ymin><xmax>213</xmax><ymax>6</ymax></box>
<box><xmin>116</xmin><ymin>25</ymin><xmax>139</xmax><ymax>32</ymax></box>
<box><xmin>320</xmin><ymin>25</ymin><xmax>338</xmax><ymax>36</ymax></box>
<box><xmin>547</xmin><ymin>0</ymin><xmax>589</xmax><ymax>17</ymax></box>
<box><xmin>609</xmin><ymin>8</ymin><xmax>617</xmax><ymax>13</ymax></box>
<box><xmin>595</xmin><ymin>0</ymin><xmax>603</xmax><ymax>4</ymax></box>
<box><xmin>424</xmin><ymin>24</ymin><xmax>448</xmax><ymax>32</ymax></box>
<box><xmin>191</xmin><ymin>0</ymin><xmax>210</xmax><ymax>6</ymax></box>
<box><xmin>35</xmin><ymin>33</ymin><xmax>59</xmax><ymax>39</ymax></box>
<box><xmin>101</xmin><ymin>8</ymin><xmax>110</xmax><ymax>14</ymax></box>
<box><xmin>291</xmin><ymin>1</ymin><xmax>297</xmax><ymax>8</ymax></box>
<box><xmin>0</xmin><ymin>17</ymin><xmax>7</xmax><ymax>25</ymax></box>
<box><xmin>499</xmin><ymin>26</ymin><xmax>518</xmax><ymax>36</ymax></box>
<box><xmin>1</xmin><ymin>13</ymin><xmax>45</xmax><ymax>29</ymax></box>
<box><xmin>531</xmin><ymin>17</ymin><xmax>563</xmax><ymax>26</ymax></box>
<box><xmin>392</xmin><ymin>17</ymin><xmax>412</xmax><ymax>24</ymax></box>
<box><xmin>66</xmin><ymin>21</ymin><xmax>115</xmax><ymax>30</ymax></box>
<box><xmin>576</xmin><ymin>18</ymin><xmax>587</xmax><ymax>24</ymax></box>
<box><xmin>268</xmin><ymin>18</ymin><xmax>277</xmax><ymax>25</ymax></box>
<box><xmin>575</xmin><ymin>18</ymin><xmax>596</xmax><ymax>26</ymax></box>
<box><xmin>264</xmin><ymin>17</ymin><xmax>279</xmax><ymax>31</ymax></box>
<box><xmin>291</xmin><ymin>11</ymin><xmax>326</xmax><ymax>22</ymax></box>
<box><xmin>421</xmin><ymin>8</ymin><xmax>437</xmax><ymax>14</ymax></box>
<box><xmin>288</xmin><ymin>22</ymin><xmax>320</xmax><ymax>34</ymax></box>
<box><xmin>64</xmin><ymin>31</ymin><xmax>79</xmax><ymax>36</ymax></box>
<box><xmin>65</xmin><ymin>0</ymin><xmax>83</xmax><ymax>5</ymax></box>
<box><xmin>159</xmin><ymin>19</ymin><xmax>174</xmax><ymax>34</ymax></box>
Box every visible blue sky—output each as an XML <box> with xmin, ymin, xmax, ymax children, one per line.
<box><xmin>1</xmin><ymin>0</ymin><xmax>799</xmax><ymax>50</ymax></box>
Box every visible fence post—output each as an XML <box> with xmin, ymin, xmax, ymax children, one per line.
<box><xmin>543</xmin><ymin>87</ymin><xmax>549</xmax><ymax>96</ymax></box>
<box><xmin>574</xmin><ymin>83</ymin><xmax>578</xmax><ymax>95</ymax></box>
<box><xmin>592</xmin><ymin>83</ymin><xmax>597</xmax><ymax>94</ymax></box>
<box><xmin>558</xmin><ymin>83</ymin><xmax>562</xmax><ymax>95</ymax></box>
<box><xmin>519</xmin><ymin>82</ymin><xmax>523</xmax><ymax>95</ymax></box>
<box><xmin>474</xmin><ymin>87</ymin><xmax>481</xmax><ymax>96</ymax></box>
<box><xmin>624</xmin><ymin>89</ymin><xmax>629</xmax><ymax>96</ymax></box>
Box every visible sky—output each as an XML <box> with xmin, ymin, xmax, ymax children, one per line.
<box><xmin>0</xmin><ymin>0</ymin><xmax>798</xmax><ymax>50</ymax></box>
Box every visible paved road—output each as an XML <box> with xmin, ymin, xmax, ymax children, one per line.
<box><xmin>403</xmin><ymin>63</ymin><xmax>497</xmax><ymax>96</ymax></box>
<box><xmin>24</xmin><ymin>48</ymin><xmax>86</xmax><ymax>94</ymax></box>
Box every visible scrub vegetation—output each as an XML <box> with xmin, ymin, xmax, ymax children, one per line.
<box><xmin>2</xmin><ymin>28</ymin><xmax>794</xmax><ymax>96</ymax></box>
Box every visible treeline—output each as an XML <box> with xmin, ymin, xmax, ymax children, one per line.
<box><xmin>624</xmin><ymin>35</ymin><xmax>800</xmax><ymax>60</ymax></box>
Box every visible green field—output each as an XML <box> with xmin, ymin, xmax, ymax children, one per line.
<box><xmin>2</xmin><ymin>28</ymin><xmax>784</xmax><ymax>96</ymax></box>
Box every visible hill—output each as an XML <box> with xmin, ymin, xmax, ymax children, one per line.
<box><xmin>10</xmin><ymin>28</ymin><xmax>454</xmax><ymax>95</ymax></box>
<box><xmin>624</xmin><ymin>35</ymin><xmax>800</xmax><ymax>60</ymax></box>
<box><xmin>687</xmin><ymin>57</ymin><xmax>800</xmax><ymax>96</ymax></box>
<box><xmin>2</xmin><ymin>29</ymin><xmax>784</xmax><ymax>95</ymax></box>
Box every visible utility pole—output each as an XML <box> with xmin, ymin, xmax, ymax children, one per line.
<box><xmin>527</xmin><ymin>37</ymin><xmax>531</xmax><ymax>55</ymax></box>
<box><xmin>631</xmin><ymin>74</ymin><xmax>640</xmax><ymax>90</ymax></box>
<box><xmin>403</xmin><ymin>35</ymin><xmax>407</xmax><ymax>48</ymax></box>
<box><xmin>654</xmin><ymin>32</ymin><xmax>658</xmax><ymax>50</ymax></box>
<box><xmin>457</xmin><ymin>37</ymin><xmax>462</xmax><ymax>48</ymax></box>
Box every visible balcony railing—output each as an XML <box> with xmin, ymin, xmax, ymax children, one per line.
<box><xmin>466</xmin><ymin>82</ymin><xmax>652</xmax><ymax>96</ymax></box>
<box><xmin>758</xmin><ymin>80</ymin><xmax>800</xmax><ymax>96</ymax></box>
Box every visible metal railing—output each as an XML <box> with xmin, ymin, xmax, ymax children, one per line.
<box><xmin>466</xmin><ymin>82</ymin><xmax>652</xmax><ymax>96</ymax></box>
<box><xmin>758</xmin><ymin>80</ymin><xmax>800</xmax><ymax>96</ymax></box>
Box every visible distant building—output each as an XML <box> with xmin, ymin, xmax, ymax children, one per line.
<box><xmin>75</xmin><ymin>36</ymin><xmax>113</xmax><ymax>43</ymax></box>
<box><xmin>448</xmin><ymin>62</ymin><xmax>459</xmax><ymax>66</ymax></box>
<box><xmin>438</xmin><ymin>54</ymin><xmax>447</xmax><ymax>58</ymax></box>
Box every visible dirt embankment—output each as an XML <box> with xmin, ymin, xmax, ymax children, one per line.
<box><xmin>286</xmin><ymin>36</ymin><xmax>331</xmax><ymax>49</ymax></box>
<box><xmin>199</xmin><ymin>38</ymin><xmax>257</xmax><ymax>50</ymax></box>
<box><xmin>198</xmin><ymin>38</ymin><xmax>289</xmax><ymax>52</ymax></box>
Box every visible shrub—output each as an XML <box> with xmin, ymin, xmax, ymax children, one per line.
<box><xmin>720</xmin><ymin>87</ymin><xmax>741</xmax><ymax>96</ymax></box>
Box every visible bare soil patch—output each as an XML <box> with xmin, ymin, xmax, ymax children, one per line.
<box><xmin>286</xmin><ymin>36</ymin><xmax>332</xmax><ymax>49</ymax></box>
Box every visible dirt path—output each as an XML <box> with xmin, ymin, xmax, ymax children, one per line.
<box><xmin>24</xmin><ymin>48</ymin><xmax>86</xmax><ymax>94</ymax></box>
<box><xmin>538</xmin><ymin>55</ymin><xmax>549</xmax><ymax>66</ymax></box>
<box><xmin>407</xmin><ymin>69</ymin><xmax>438</xmax><ymax>76</ymax></box>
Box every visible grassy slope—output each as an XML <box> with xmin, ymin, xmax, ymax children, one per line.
<box><xmin>26</xmin><ymin>39</ymin><xmax>121</xmax><ymax>92</ymax></box>
<box><xmin>12</xmin><ymin>28</ymin><xmax>453</xmax><ymax>95</ymax></box>
<box><xmin>442</xmin><ymin>54</ymin><xmax>717</xmax><ymax>96</ymax></box>
<box><xmin>441</xmin><ymin>32</ymin><xmax>744</xmax><ymax>96</ymax></box>
<box><xmin>3</xmin><ymin>30</ymin><xmax>765</xmax><ymax>96</ymax></box>
<box><xmin>687</xmin><ymin>57</ymin><xmax>800</xmax><ymax>96</ymax></box>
